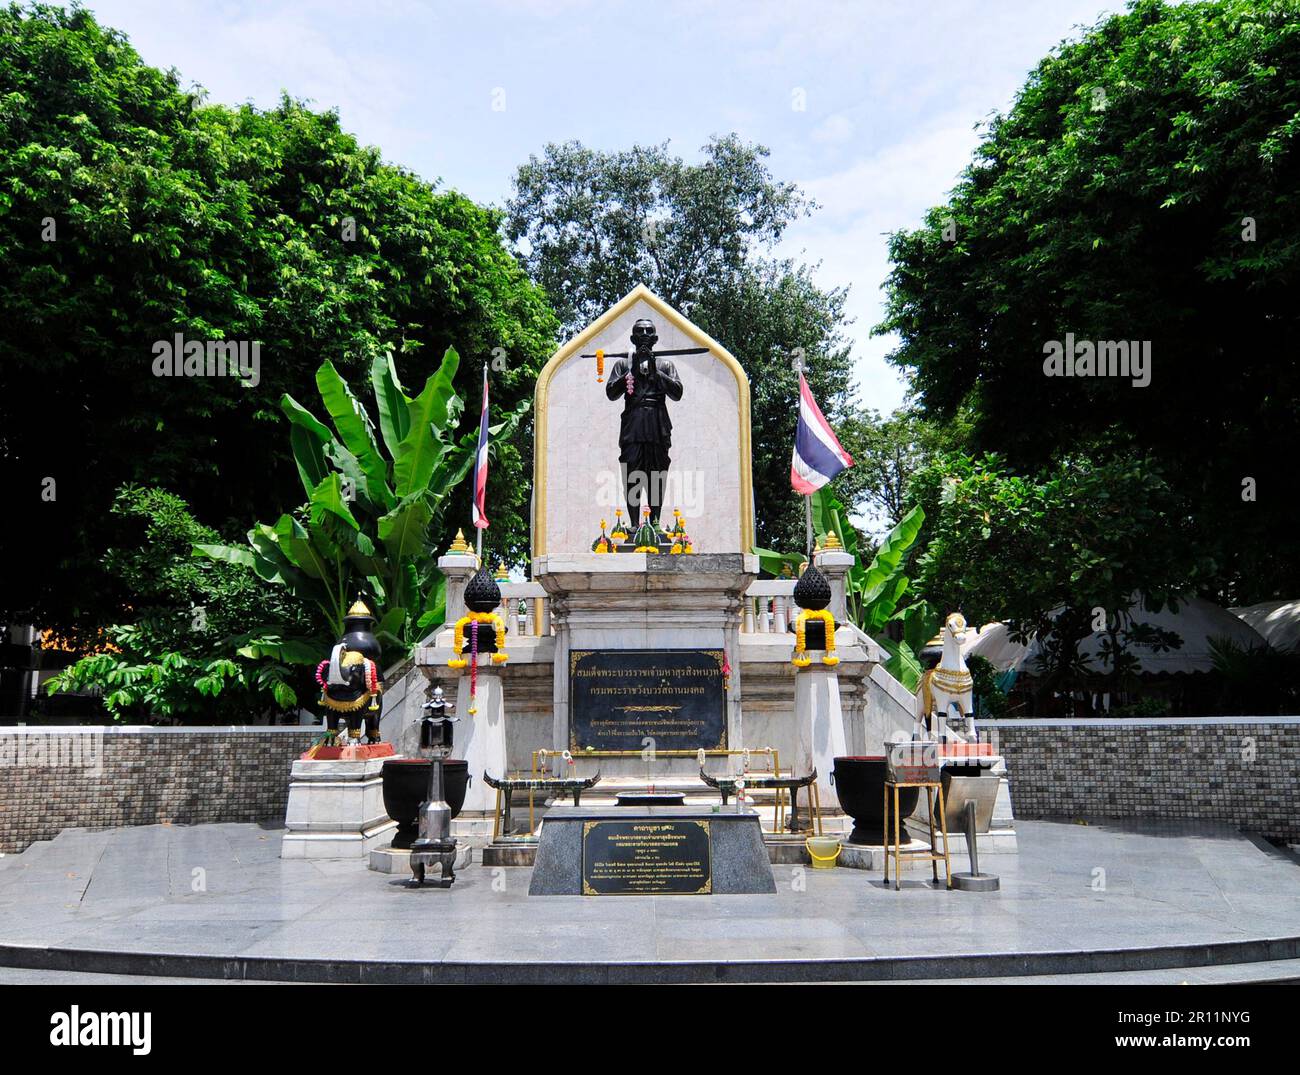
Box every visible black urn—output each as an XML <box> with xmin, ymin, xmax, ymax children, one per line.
<box><xmin>459</xmin><ymin>567</ymin><xmax>503</xmax><ymax>655</ymax></box>
<box><xmin>831</xmin><ymin>756</ymin><xmax>920</xmax><ymax>845</ymax></box>
<box><xmin>381</xmin><ymin>758</ymin><xmax>470</xmax><ymax>850</ymax></box>
<box><xmin>793</xmin><ymin>564</ymin><xmax>833</xmax><ymax>651</ymax></box>
<box><xmin>341</xmin><ymin>598</ymin><xmax>382</xmax><ymax>663</ymax></box>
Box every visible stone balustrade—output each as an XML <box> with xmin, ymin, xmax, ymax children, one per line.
<box><xmin>488</xmin><ymin>576</ymin><xmax>849</xmax><ymax>638</ymax></box>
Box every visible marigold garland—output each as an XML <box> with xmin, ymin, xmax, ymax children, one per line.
<box><xmin>448</xmin><ymin>611</ymin><xmax>509</xmax><ymax>716</ymax></box>
<box><xmin>448</xmin><ymin>610</ymin><xmax>508</xmax><ymax>668</ymax></box>
<box><xmin>791</xmin><ymin>608</ymin><xmax>839</xmax><ymax>668</ymax></box>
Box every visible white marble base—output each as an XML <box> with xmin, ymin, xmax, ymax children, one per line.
<box><xmin>794</xmin><ymin>667</ymin><xmax>848</xmax><ymax>804</ymax></box>
<box><xmin>282</xmin><ymin>820</ymin><xmax>398</xmax><ymax>860</ymax></box>
<box><xmin>280</xmin><ymin>757</ymin><xmax>395</xmax><ymax>860</ymax></box>
<box><xmin>837</xmin><ymin>827</ymin><xmax>1019</xmax><ymax>870</ymax></box>
<box><xmin>453</xmin><ymin>665</ymin><xmax>507</xmax><ymax>814</ymax></box>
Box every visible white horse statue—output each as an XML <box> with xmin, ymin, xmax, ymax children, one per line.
<box><xmin>916</xmin><ymin>612</ymin><xmax>975</xmax><ymax>743</ymax></box>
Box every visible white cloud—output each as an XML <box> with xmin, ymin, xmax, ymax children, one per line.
<box><xmin>810</xmin><ymin>114</ymin><xmax>855</xmax><ymax>145</ymax></box>
<box><xmin>785</xmin><ymin>114</ymin><xmax>983</xmax><ymax>412</ymax></box>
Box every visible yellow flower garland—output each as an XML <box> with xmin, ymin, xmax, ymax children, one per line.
<box><xmin>791</xmin><ymin>609</ymin><xmax>839</xmax><ymax>667</ymax></box>
<box><xmin>448</xmin><ymin>610</ymin><xmax>509</xmax><ymax>668</ymax></box>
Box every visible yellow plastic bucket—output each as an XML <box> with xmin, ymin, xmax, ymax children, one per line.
<box><xmin>805</xmin><ymin>836</ymin><xmax>841</xmax><ymax>869</ymax></box>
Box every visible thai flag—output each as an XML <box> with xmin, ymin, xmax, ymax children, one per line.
<box><xmin>790</xmin><ymin>373</ymin><xmax>853</xmax><ymax>494</ymax></box>
<box><xmin>471</xmin><ymin>366</ymin><xmax>490</xmax><ymax>530</ymax></box>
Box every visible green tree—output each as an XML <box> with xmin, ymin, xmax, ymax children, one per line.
<box><xmin>505</xmin><ymin>137</ymin><xmax>857</xmax><ymax>551</ymax></box>
<box><xmin>876</xmin><ymin>0</ymin><xmax>1300</xmax><ymax>604</ymax></box>
<box><xmin>45</xmin><ymin>484</ymin><xmax>319</xmax><ymax>722</ymax></box>
<box><xmin>0</xmin><ymin>4</ymin><xmax>556</xmax><ymax>636</ymax></box>
<box><xmin>198</xmin><ymin>349</ymin><xmax>526</xmax><ymax>648</ymax></box>
<box><xmin>834</xmin><ymin>406</ymin><xmax>957</xmax><ymax>539</ymax></box>
<box><xmin>906</xmin><ymin>452</ymin><xmax>1212</xmax><ymax>702</ymax></box>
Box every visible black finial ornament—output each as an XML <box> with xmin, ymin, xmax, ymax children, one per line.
<box><xmin>791</xmin><ymin>563</ymin><xmax>837</xmax><ymax>662</ymax></box>
<box><xmin>793</xmin><ymin>564</ymin><xmax>832</xmax><ymax>611</ymax></box>
<box><xmin>464</xmin><ymin>566</ymin><xmax>502</xmax><ymax>613</ymax></box>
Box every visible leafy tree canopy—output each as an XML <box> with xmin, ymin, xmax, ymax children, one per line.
<box><xmin>44</xmin><ymin>484</ymin><xmax>319</xmax><ymax>721</ymax></box>
<box><xmin>0</xmin><ymin>3</ymin><xmax>557</xmax><ymax>635</ymax></box>
<box><xmin>877</xmin><ymin>0</ymin><xmax>1300</xmax><ymax>603</ymax></box>
<box><xmin>906</xmin><ymin>451</ymin><xmax>1215</xmax><ymax>695</ymax></box>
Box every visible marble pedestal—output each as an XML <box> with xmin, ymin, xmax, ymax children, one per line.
<box><xmin>453</xmin><ymin>663</ymin><xmax>507</xmax><ymax>814</ymax></box>
<box><xmin>533</xmin><ymin>553</ymin><xmax>757</xmax><ymax>782</ymax></box>
<box><xmin>281</xmin><ymin>757</ymin><xmax>397</xmax><ymax>859</ymax></box>
<box><xmin>794</xmin><ymin>667</ymin><xmax>848</xmax><ymax>805</ymax></box>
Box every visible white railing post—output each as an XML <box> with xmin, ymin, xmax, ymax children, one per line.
<box><xmin>741</xmin><ymin>580</ymin><xmax>796</xmax><ymax>634</ymax></box>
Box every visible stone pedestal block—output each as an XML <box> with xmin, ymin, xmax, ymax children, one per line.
<box><xmin>528</xmin><ymin>805</ymin><xmax>775</xmax><ymax>895</ymax></box>
<box><xmin>281</xmin><ymin>757</ymin><xmax>397</xmax><ymax>859</ymax></box>
<box><xmin>533</xmin><ymin>554</ymin><xmax>757</xmax><ymax>782</ymax></box>
<box><xmin>368</xmin><ymin>841</ymin><xmax>472</xmax><ymax>875</ymax></box>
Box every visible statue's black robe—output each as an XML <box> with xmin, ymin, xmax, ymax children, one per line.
<box><xmin>605</xmin><ymin>355</ymin><xmax>683</xmax><ymax>474</ymax></box>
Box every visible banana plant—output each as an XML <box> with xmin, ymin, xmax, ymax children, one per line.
<box><xmin>197</xmin><ymin>348</ymin><xmax>528</xmax><ymax>651</ymax></box>
<box><xmin>757</xmin><ymin>488</ymin><xmax>933</xmax><ymax>690</ymax></box>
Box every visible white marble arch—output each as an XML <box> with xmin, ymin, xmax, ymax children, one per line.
<box><xmin>531</xmin><ymin>285</ymin><xmax>755</xmax><ymax>557</ymax></box>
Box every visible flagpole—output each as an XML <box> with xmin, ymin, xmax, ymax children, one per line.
<box><xmin>473</xmin><ymin>362</ymin><xmax>488</xmax><ymax>568</ymax></box>
<box><xmin>804</xmin><ymin>494</ymin><xmax>813</xmax><ymax>560</ymax></box>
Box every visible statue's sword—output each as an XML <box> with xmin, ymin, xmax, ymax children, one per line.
<box><xmin>581</xmin><ymin>346</ymin><xmax>710</xmax><ymax>386</ymax></box>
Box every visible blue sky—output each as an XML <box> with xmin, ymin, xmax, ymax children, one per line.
<box><xmin>72</xmin><ymin>0</ymin><xmax>1121</xmax><ymax>413</ymax></box>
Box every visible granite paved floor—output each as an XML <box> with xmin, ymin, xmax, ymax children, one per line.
<box><xmin>0</xmin><ymin>819</ymin><xmax>1297</xmax><ymax>981</ymax></box>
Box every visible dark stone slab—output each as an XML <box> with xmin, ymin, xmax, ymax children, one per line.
<box><xmin>642</xmin><ymin>553</ymin><xmax>749</xmax><ymax>574</ymax></box>
<box><xmin>570</xmin><ymin>649</ymin><xmax>726</xmax><ymax>751</ymax></box>
<box><xmin>616</xmin><ymin>791</ymin><xmax>686</xmax><ymax>807</ymax></box>
<box><xmin>528</xmin><ymin>806</ymin><xmax>776</xmax><ymax>896</ymax></box>
<box><xmin>481</xmin><ymin>842</ymin><xmax>536</xmax><ymax>867</ymax></box>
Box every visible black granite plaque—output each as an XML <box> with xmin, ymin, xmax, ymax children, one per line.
<box><xmin>581</xmin><ymin>819</ymin><xmax>712</xmax><ymax>895</ymax></box>
<box><xmin>569</xmin><ymin>649</ymin><xmax>726</xmax><ymax>752</ymax></box>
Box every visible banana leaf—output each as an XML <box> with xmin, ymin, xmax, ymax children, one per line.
<box><xmin>370</xmin><ymin>353</ymin><xmax>411</xmax><ymax>458</ymax></box>
<box><xmin>315</xmin><ymin>361</ymin><xmax>391</xmax><ymax>499</ymax></box>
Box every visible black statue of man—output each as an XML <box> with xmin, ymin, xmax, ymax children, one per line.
<box><xmin>604</xmin><ymin>319</ymin><xmax>684</xmax><ymax>530</ymax></box>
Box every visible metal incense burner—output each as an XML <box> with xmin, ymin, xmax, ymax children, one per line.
<box><xmin>409</xmin><ymin>687</ymin><xmax>460</xmax><ymax>887</ymax></box>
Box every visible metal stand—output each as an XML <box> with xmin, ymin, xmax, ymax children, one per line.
<box><xmin>410</xmin><ymin>751</ymin><xmax>458</xmax><ymax>887</ymax></box>
<box><xmin>952</xmin><ymin>799</ymin><xmax>1000</xmax><ymax>892</ymax></box>
<box><xmin>410</xmin><ymin>689</ymin><xmax>459</xmax><ymax>888</ymax></box>
<box><xmin>882</xmin><ymin>779</ymin><xmax>951</xmax><ymax>891</ymax></box>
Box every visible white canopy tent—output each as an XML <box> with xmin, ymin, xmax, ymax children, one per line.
<box><xmin>965</xmin><ymin>597</ymin><xmax>1266</xmax><ymax>676</ymax></box>
<box><xmin>1230</xmin><ymin>600</ymin><xmax>1300</xmax><ymax>654</ymax></box>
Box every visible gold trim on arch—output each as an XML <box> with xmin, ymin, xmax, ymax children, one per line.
<box><xmin>532</xmin><ymin>285</ymin><xmax>755</xmax><ymax>558</ymax></box>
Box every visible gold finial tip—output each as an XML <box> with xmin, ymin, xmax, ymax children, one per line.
<box><xmin>347</xmin><ymin>599</ymin><xmax>373</xmax><ymax>617</ymax></box>
<box><xmin>495</xmin><ymin>562</ymin><xmax>509</xmax><ymax>580</ymax></box>
<box><xmin>448</xmin><ymin>528</ymin><xmax>472</xmax><ymax>554</ymax></box>
<box><xmin>823</xmin><ymin>530</ymin><xmax>843</xmax><ymax>550</ymax></box>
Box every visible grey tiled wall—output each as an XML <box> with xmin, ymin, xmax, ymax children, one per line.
<box><xmin>987</xmin><ymin>719</ymin><xmax>1300</xmax><ymax>842</ymax></box>
<box><xmin>0</xmin><ymin>728</ymin><xmax>318</xmax><ymax>854</ymax></box>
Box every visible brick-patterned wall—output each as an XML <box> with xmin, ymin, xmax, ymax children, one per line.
<box><xmin>985</xmin><ymin>717</ymin><xmax>1300</xmax><ymax>842</ymax></box>
<box><xmin>0</xmin><ymin>727</ymin><xmax>318</xmax><ymax>854</ymax></box>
